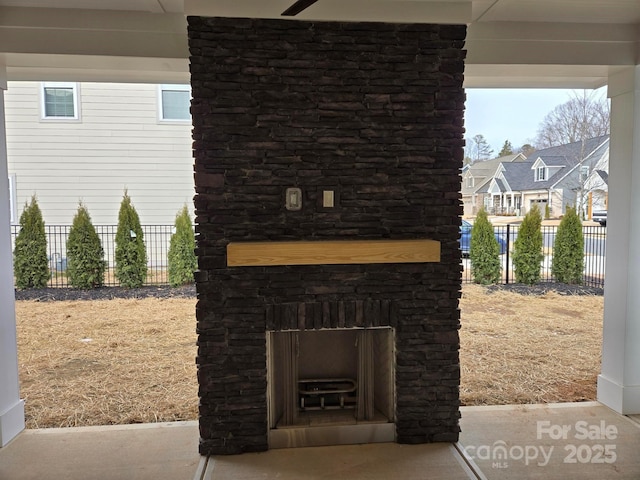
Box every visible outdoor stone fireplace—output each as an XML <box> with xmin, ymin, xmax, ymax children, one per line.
<box><xmin>189</xmin><ymin>16</ymin><xmax>466</xmax><ymax>455</ymax></box>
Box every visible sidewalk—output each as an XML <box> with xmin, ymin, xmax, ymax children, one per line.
<box><xmin>0</xmin><ymin>421</ymin><xmax>201</xmax><ymax>480</ymax></box>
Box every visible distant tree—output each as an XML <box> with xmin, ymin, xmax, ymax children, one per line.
<box><xmin>168</xmin><ymin>205</ymin><xmax>197</xmax><ymax>287</ymax></box>
<box><xmin>115</xmin><ymin>190</ymin><xmax>147</xmax><ymax>288</ymax></box>
<box><xmin>469</xmin><ymin>208</ymin><xmax>502</xmax><ymax>285</ymax></box>
<box><xmin>552</xmin><ymin>206</ymin><xmax>584</xmax><ymax>284</ymax></box>
<box><xmin>498</xmin><ymin>140</ymin><xmax>514</xmax><ymax>157</ymax></box>
<box><xmin>67</xmin><ymin>203</ymin><xmax>106</xmax><ymax>289</ymax></box>
<box><xmin>13</xmin><ymin>195</ymin><xmax>49</xmax><ymax>289</ymax></box>
<box><xmin>466</xmin><ymin>134</ymin><xmax>494</xmax><ymax>163</ymax></box>
<box><xmin>517</xmin><ymin>143</ymin><xmax>536</xmax><ymax>157</ymax></box>
<box><xmin>535</xmin><ymin>91</ymin><xmax>610</xmax><ymax>148</ymax></box>
<box><xmin>512</xmin><ymin>205</ymin><xmax>544</xmax><ymax>285</ymax></box>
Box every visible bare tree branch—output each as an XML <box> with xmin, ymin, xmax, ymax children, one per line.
<box><xmin>535</xmin><ymin>91</ymin><xmax>610</xmax><ymax>148</ymax></box>
<box><xmin>465</xmin><ymin>134</ymin><xmax>494</xmax><ymax>163</ymax></box>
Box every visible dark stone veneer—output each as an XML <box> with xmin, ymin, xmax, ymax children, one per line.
<box><xmin>188</xmin><ymin>16</ymin><xmax>466</xmax><ymax>455</ymax></box>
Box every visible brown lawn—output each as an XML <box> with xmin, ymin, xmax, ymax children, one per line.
<box><xmin>459</xmin><ymin>284</ymin><xmax>602</xmax><ymax>406</ymax></box>
<box><xmin>15</xmin><ymin>285</ymin><xmax>603</xmax><ymax>429</ymax></box>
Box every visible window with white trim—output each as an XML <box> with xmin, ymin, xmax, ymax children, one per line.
<box><xmin>580</xmin><ymin>165</ymin><xmax>590</xmax><ymax>181</ymax></box>
<box><xmin>159</xmin><ymin>84</ymin><xmax>191</xmax><ymax>121</ymax></box>
<box><xmin>8</xmin><ymin>174</ymin><xmax>17</xmax><ymax>224</ymax></box>
<box><xmin>41</xmin><ymin>82</ymin><xmax>80</xmax><ymax>120</ymax></box>
<box><xmin>535</xmin><ymin>166</ymin><xmax>547</xmax><ymax>182</ymax></box>
<box><xmin>466</xmin><ymin>176</ymin><xmax>474</xmax><ymax>188</ymax></box>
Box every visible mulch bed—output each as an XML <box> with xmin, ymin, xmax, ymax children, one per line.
<box><xmin>14</xmin><ymin>284</ymin><xmax>196</xmax><ymax>302</ymax></box>
<box><xmin>487</xmin><ymin>282</ymin><xmax>603</xmax><ymax>296</ymax></box>
<box><xmin>15</xmin><ymin>282</ymin><xmax>602</xmax><ymax>302</ymax></box>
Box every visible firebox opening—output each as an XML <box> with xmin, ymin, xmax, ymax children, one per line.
<box><xmin>268</xmin><ymin>328</ymin><xmax>395</xmax><ymax>433</ymax></box>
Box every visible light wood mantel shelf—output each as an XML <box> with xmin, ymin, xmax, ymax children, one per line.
<box><xmin>226</xmin><ymin>239</ymin><xmax>441</xmax><ymax>267</ymax></box>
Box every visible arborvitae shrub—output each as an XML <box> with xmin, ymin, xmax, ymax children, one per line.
<box><xmin>512</xmin><ymin>204</ymin><xmax>544</xmax><ymax>285</ymax></box>
<box><xmin>552</xmin><ymin>206</ymin><xmax>584</xmax><ymax>284</ymax></box>
<box><xmin>544</xmin><ymin>204</ymin><xmax>551</xmax><ymax>220</ymax></box>
<box><xmin>115</xmin><ymin>191</ymin><xmax>147</xmax><ymax>288</ymax></box>
<box><xmin>469</xmin><ymin>208</ymin><xmax>502</xmax><ymax>285</ymax></box>
<box><xmin>67</xmin><ymin>203</ymin><xmax>106</xmax><ymax>289</ymax></box>
<box><xmin>168</xmin><ymin>205</ymin><xmax>197</xmax><ymax>287</ymax></box>
<box><xmin>13</xmin><ymin>195</ymin><xmax>49</xmax><ymax>289</ymax></box>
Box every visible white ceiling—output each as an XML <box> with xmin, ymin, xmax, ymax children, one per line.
<box><xmin>1</xmin><ymin>0</ymin><xmax>638</xmax><ymax>24</ymax></box>
<box><xmin>0</xmin><ymin>0</ymin><xmax>184</xmax><ymax>13</ymax></box>
<box><xmin>474</xmin><ymin>0</ymin><xmax>640</xmax><ymax>23</ymax></box>
<box><xmin>0</xmin><ymin>0</ymin><xmax>638</xmax><ymax>87</ymax></box>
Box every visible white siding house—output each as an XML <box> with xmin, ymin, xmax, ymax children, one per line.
<box><xmin>5</xmin><ymin>81</ymin><xmax>194</xmax><ymax>225</ymax></box>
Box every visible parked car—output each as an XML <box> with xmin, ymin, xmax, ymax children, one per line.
<box><xmin>459</xmin><ymin>219</ymin><xmax>507</xmax><ymax>255</ymax></box>
<box><xmin>592</xmin><ymin>210</ymin><xmax>607</xmax><ymax>227</ymax></box>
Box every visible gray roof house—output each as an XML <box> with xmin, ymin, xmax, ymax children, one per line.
<box><xmin>460</xmin><ymin>153</ymin><xmax>526</xmax><ymax>216</ymax></box>
<box><xmin>584</xmin><ymin>145</ymin><xmax>610</xmax><ymax>213</ymax></box>
<box><xmin>477</xmin><ymin>136</ymin><xmax>609</xmax><ymax>217</ymax></box>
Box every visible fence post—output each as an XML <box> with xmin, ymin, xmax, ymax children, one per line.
<box><xmin>505</xmin><ymin>224</ymin><xmax>510</xmax><ymax>285</ymax></box>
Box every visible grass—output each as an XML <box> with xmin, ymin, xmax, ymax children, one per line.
<box><xmin>15</xmin><ymin>285</ymin><xmax>603</xmax><ymax>429</ymax></box>
<box><xmin>16</xmin><ymin>298</ymin><xmax>197</xmax><ymax>429</ymax></box>
<box><xmin>459</xmin><ymin>284</ymin><xmax>602</xmax><ymax>405</ymax></box>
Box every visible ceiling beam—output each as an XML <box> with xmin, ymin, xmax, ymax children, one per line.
<box><xmin>281</xmin><ymin>0</ymin><xmax>319</xmax><ymax>17</ymax></box>
<box><xmin>185</xmin><ymin>0</ymin><xmax>472</xmax><ymax>24</ymax></box>
<box><xmin>1</xmin><ymin>5</ymin><xmax>638</xmax><ymax>88</ymax></box>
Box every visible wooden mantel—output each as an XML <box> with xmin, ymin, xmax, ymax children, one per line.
<box><xmin>227</xmin><ymin>239</ymin><xmax>441</xmax><ymax>267</ymax></box>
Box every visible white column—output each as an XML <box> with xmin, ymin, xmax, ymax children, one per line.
<box><xmin>598</xmin><ymin>66</ymin><xmax>640</xmax><ymax>414</ymax></box>
<box><xmin>0</xmin><ymin>66</ymin><xmax>25</xmax><ymax>447</ymax></box>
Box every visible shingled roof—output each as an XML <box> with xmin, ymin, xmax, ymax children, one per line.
<box><xmin>488</xmin><ymin>136</ymin><xmax>610</xmax><ymax>193</ymax></box>
<box><xmin>461</xmin><ymin>153</ymin><xmax>525</xmax><ymax>195</ymax></box>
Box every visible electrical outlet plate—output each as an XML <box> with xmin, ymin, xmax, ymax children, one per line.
<box><xmin>285</xmin><ymin>187</ymin><xmax>302</xmax><ymax>211</ymax></box>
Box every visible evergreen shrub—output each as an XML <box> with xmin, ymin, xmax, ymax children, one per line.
<box><xmin>67</xmin><ymin>203</ymin><xmax>106</xmax><ymax>289</ymax></box>
<box><xmin>469</xmin><ymin>208</ymin><xmax>502</xmax><ymax>285</ymax></box>
<box><xmin>551</xmin><ymin>206</ymin><xmax>584</xmax><ymax>284</ymax></box>
<box><xmin>115</xmin><ymin>191</ymin><xmax>147</xmax><ymax>288</ymax></box>
<box><xmin>13</xmin><ymin>195</ymin><xmax>49</xmax><ymax>289</ymax></box>
<box><xmin>168</xmin><ymin>205</ymin><xmax>197</xmax><ymax>287</ymax></box>
<box><xmin>513</xmin><ymin>204</ymin><xmax>544</xmax><ymax>285</ymax></box>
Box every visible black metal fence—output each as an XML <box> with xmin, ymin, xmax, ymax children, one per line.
<box><xmin>11</xmin><ymin>224</ymin><xmax>607</xmax><ymax>289</ymax></box>
<box><xmin>461</xmin><ymin>224</ymin><xmax>607</xmax><ymax>289</ymax></box>
<box><xmin>11</xmin><ymin>224</ymin><xmax>173</xmax><ymax>287</ymax></box>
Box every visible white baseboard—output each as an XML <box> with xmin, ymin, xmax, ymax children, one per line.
<box><xmin>0</xmin><ymin>399</ymin><xmax>25</xmax><ymax>447</ymax></box>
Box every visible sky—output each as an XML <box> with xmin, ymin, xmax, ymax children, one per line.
<box><xmin>464</xmin><ymin>87</ymin><xmax>608</xmax><ymax>155</ymax></box>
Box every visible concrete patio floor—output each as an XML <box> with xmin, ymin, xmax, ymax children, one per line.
<box><xmin>459</xmin><ymin>402</ymin><xmax>640</xmax><ymax>479</ymax></box>
<box><xmin>1</xmin><ymin>402</ymin><xmax>638</xmax><ymax>480</ymax></box>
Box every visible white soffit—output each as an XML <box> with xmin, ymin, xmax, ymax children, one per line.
<box><xmin>475</xmin><ymin>0</ymin><xmax>640</xmax><ymax>24</ymax></box>
<box><xmin>463</xmin><ymin>64</ymin><xmax>627</xmax><ymax>89</ymax></box>
<box><xmin>0</xmin><ymin>0</ymin><xmax>184</xmax><ymax>13</ymax></box>
<box><xmin>0</xmin><ymin>0</ymin><xmax>639</xmax><ymax>87</ymax></box>
<box><xmin>3</xmin><ymin>53</ymin><xmax>190</xmax><ymax>84</ymax></box>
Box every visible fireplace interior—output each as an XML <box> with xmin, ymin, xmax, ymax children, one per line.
<box><xmin>272</xmin><ymin>329</ymin><xmax>395</xmax><ymax>422</ymax></box>
<box><xmin>268</xmin><ymin>328</ymin><xmax>395</xmax><ymax>447</ymax></box>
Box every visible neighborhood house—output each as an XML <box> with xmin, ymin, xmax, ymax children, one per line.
<box><xmin>5</xmin><ymin>81</ymin><xmax>194</xmax><ymax>226</ymax></box>
<box><xmin>462</xmin><ymin>136</ymin><xmax>609</xmax><ymax>218</ymax></box>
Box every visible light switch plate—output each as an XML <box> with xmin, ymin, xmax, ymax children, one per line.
<box><xmin>323</xmin><ymin>190</ymin><xmax>335</xmax><ymax>208</ymax></box>
<box><xmin>318</xmin><ymin>187</ymin><xmax>339</xmax><ymax>210</ymax></box>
